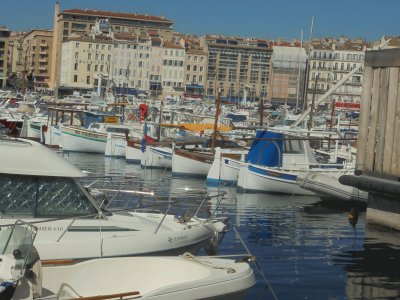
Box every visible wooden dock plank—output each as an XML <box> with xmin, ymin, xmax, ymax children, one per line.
<box><xmin>375</xmin><ymin>67</ymin><xmax>390</xmax><ymax>173</ymax></box>
<box><xmin>365</xmin><ymin>68</ymin><xmax>381</xmax><ymax>172</ymax></box>
<box><xmin>356</xmin><ymin>66</ymin><xmax>373</xmax><ymax>171</ymax></box>
<box><xmin>392</xmin><ymin>75</ymin><xmax>400</xmax><ymax>176</ymax></box>
<box><xmin>383</xmin><ymin>67</ymin><xmax>399</xmax><ymax>174</ymax></box>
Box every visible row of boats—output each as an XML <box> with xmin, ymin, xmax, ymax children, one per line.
<box><xmin>0</xmin><ymin>137</ymin><xmax>257</xmax><ymax>299</ymax></box>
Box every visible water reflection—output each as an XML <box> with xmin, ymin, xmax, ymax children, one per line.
<box><xmin>62</xmin><ymin>153</ymin><xmax>400</xmax><ymax>300</ymax></box>
<box><xmin>334</xmin><ymin>225</ymin><xmax>400</xmax><ymax>299</ymax></box>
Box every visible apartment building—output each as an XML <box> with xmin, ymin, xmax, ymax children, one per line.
<box><xmin>51</xmin><ymin>2</ymin><xmax>174</xmax><ymax>91</ymax></box>
<box><xmin>23</xmin><ymin>29</ymin><xmax>53</xmax><ymax>90</ymax></box>
<box><xmin>0</xmin><ymin>27</ymin><xmax>11</xmax><ymax>88</ymax></box>
<box><xmin>112</xmin><ymin>31</ymin><xmax>152</xmax><ymax>94</ymax></box>
<box><xmin>59</xmin><ymin>35</ymin><xmax>113</xmax><ymax>91</ymax></box>
<box><xmin>161</xmin><ymin>42</ymin><xmax>185</xmax><ymax>97</ymax></box>
<box><xmin>184</xmin><ymin>49</ymin><xmax>207</xmax><ymax>99</ymax></box>
<box><xmin>201</xmin><ymin>35</ymin><xmax>272</xmax><ymax>102</ymax></box>
<box><xmin>268</xmin><ymin>45</ymin><xmax>307</xmax><ymax>108</ymax></box>
<box><xmin>7</xmin><ymin>31</ymin><xmax>25</xmax><ymax>78</ymax></box>
<box><xmin>307</xmin><ymin>38</ymin><xmax>367</xmax><ymax>106</ymax></box>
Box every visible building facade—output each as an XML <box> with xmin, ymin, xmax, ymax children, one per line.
<box><xmin>161</xmin><ymin>42</ymin><xmax>185</xmax><ymax>97</ymax></box>
<box><xmin>268</xmin><ymin>45</ymin><xmax>307</xmax><ymax>109</ymax></box>
<box><xmin>184</xmin><ymin>49</ymin><xmax>207</xmax><ymax>99</ymax></box>
<box><xmin>307</xmin><ymin>38</ymin><xmax>367</xmax><ymax>106</ymax></box>
<box><xmin>51</xmin><ymin>3</ymin><xmax>174</xmax><ymax>91</ymax></box>
<box><xmin>60</xmin><ymin>35</ymin><xmax>113</xmax><ymax>91</ymax></box>
<box><xmin>201</xmin><ymin>35</ymin><xmax>272</xmax><ymax>102</ymax></box>
<box><xmin>0</xmin><ymin>27</ymin><xmax>11</xmax><ymax>88</ymax></box>
<box><xmin>23</xmin><ymin>29</ymin><xmax>54</xmax><ymax>90</ymax></box>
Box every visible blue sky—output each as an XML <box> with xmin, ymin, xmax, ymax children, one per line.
<box><xmin>1</xmin><ymin>0</ymin><xmax>399</xmax><ymax>41</ymax></box>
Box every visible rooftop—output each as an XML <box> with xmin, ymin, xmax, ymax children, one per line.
<box><xmin>61</xmin><ymin>8</ymin><xmax>173</xmax><ymax>24</ymax></box>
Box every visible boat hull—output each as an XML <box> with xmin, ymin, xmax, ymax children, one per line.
<box><xmin>237</xmin><ymin>164</ymin><xmax>316</xmax><ymax>195</ymax></box>
<box><xmin>172</xmin><ymin>149</ymin><xmax>212</xmax><ymax>178</ymax></box>
<box><xmin>61</xmin><ymin>126</ymin><xmax>107</xmax><ymax>153</ymax></box>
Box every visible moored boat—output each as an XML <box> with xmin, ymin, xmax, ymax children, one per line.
<box><xmin>0</xmin><ymin>221</ymin><xmax>256</xmax><ymax>300</ymax></box>
<box><xmin>0</xmin><ymin>137</ymin><xmax>228</xmax><ymax>260</ymax></box>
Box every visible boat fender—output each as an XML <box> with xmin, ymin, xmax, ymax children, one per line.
<box><xmin>204</xmin><ymin>231</ymin><xmax>219</xmax><ymax>256</ymax></box>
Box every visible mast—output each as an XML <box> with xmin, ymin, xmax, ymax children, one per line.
<box><xmin>295</xmin><ymin>29</ymin><xmax>304</xmax><ymax>113</ymax></box>
<box><xmin>211</xmin><ymin>89</ymin><xmax>222</xmax><ymax>151</ymax></box>
<box><xmin>307</xmin><ymin>75</ymin><xmax>318</xmax><ymax>137</ymax></box>
<box><xmin>302</xmin><ymin>16</ymin><xmax>315</xmax><ymax>112</ymax></box>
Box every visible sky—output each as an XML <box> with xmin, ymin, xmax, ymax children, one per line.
<box><xmin>1</xmin><ymin>0</ymin><xmax>399</xmax><ymax>41</ymax></box>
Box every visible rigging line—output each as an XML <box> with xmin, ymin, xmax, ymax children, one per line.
<box><xmin>233</xmin><ymin>226</ymin><xmax>279</xmax><ymax>300</ymax></box>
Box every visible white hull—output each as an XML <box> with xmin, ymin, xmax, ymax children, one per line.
<box><xmin>172</xmin><ymin>150</ymin><xmax>212</xmax><ymax>177</ymax></box>
<box><xmin>126</xmin><ymin>143</ymin><xmax>143</xmax><ymax>163</ymax></box>
<box><xmin>207</xmin><ymin>147</ymin><xmax>243</xmax><ymax>186</ymax></box>
<box><xmin>61</xmin><ymin>126</ymin><xmax>107</xmax><ymax>153</ymax></box>
<box><xmin>237</xmin><ymin>163</ymin><xmax>316</xmax><ymax>195</ymax></box>
<box><xmin>105</xmin><ymin>133</ymin><xmax>127</xmax><ymax>157</ymax></box>
<box><xmin>0</xmin><ymin>213</ymin><xmax>220</xmax><ymax>260</ymax></box>
<box><xmin>44</xmin><ymin>125</ymin><xmax>62</xmax><ymax>147</ymax></box>
<box><xmin>141</xmin><ymin>146</ymin><xmax>172</xmax><ymax>169</ymax></box>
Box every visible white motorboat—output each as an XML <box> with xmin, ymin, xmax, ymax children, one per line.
<box><xmin>0</xmin><ymin>221</ymin><xmax>256</xmax><ymax>300</ymax></box>
<box><xmin>0</xmin><ymin>138</ymin><xmax>228</xmax><ymax>260</ymax></box>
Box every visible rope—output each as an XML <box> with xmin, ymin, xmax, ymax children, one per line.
<box><xmin>181</xmin><ymin>252</ymin><xmax>236</xmax><ymax>274</ymax></box>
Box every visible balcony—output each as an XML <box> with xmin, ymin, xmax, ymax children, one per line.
<box><xmin>38</xmin><ymin>66</ymin><xmax>47</xmax><ymax>71</ymax></box>
<box><xmin>39</xmin><ymin>58</ymin><xmax>47</xmax><ymax>63</ymax></box>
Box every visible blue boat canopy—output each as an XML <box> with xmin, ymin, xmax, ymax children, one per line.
<box><xmin>245</xmin><ymin>130</ymin><xmax>283</xmax><ymax>167</ymax></box>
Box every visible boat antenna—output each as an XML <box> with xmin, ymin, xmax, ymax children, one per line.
<box><xmin>232</xmin><ymin>226</ymin><xmax>279</xmax><ymax>300</ymax></box>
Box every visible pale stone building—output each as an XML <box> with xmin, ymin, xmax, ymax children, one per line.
<box><xmin>161</xmin><ymin>42</ymin><xmax>185</xmax><ymax>97</ymax></box>
<box><xmin>51</xmin><ymin>2</ymin><xmax>174</xmax><ymax>91</ymax></box>
<box><xmin>307</xmin><ymin>38</ymin><xmax>367</xmax><ymax>106</ymax></box>
<box><xmin>184</xmin><ymin>49</ymin><xmax>207</xmax><ymax>99</ymax></box>
<box><xmin>59</xmin><ymin>35</ymin><xmax>113</xmax><ymax>91</ymax></box>
<box><xmin>0</xmin><ymin>27</ymin><xmax>11</xmax><ymax>88</ymax></box>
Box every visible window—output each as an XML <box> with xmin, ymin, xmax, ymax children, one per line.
<box><xmin>187</xmin><ymin>65</ymin><xmax>191</xmax><ymax>71</ymax></box>
<box><xmin>100</xmin><ymin>65</ymin><xmax>104</xmax><ymax>72</ymax></box>
<box><xmin>95</xmin><ymin>65</ymin><xmax>98</xmax><ymax>71</ymax></box>
<box><xmin>101</xmin><ymin>54</ymin><xmax>104</xmax><ymax>61</ymax></box>
<box><xmin>88</xmin><ymin>53</ymin><xmax>91</xmax><ymax>60</ymax></box>
<box><xmin>96</xmin><ymin>44</ymin><xmax>99</xmax><ymax>49</ymax></box>
<box><xmin>73</xmin><ymin>75</ymin><xmax>78</xmax><ymax>82</ymax></box>
<box><xmin>0</xmin><ymin>175</ymin><xmax>97</xmax><ymax>217</ymax></box>
<box><xmin>108</xmin><ymin>45</ymin><xmax>111</xmax><ymax>50</ymax></box>
<box><xmin>87</xmin><ymin>64</ymin><xmax>91</xmax><ymax>71</ymax></box>
<box><xmin>89</xmin><ymin>44</ymin><xmax>92</xmax><ymax>49</ymax></box>
<box><xmin>102</xmin><ymin>45</ymin><xmax>105</xmax><ymax>50</ymax></box>
<box><xmin>74</xmin><ymin>63</ymin><xmax>78</xmax><ymax>70</ymax></box>
<box><xmin>75</xmin><ymin>42</ymin><xmax>79</xmax><ymax>48</ymax></box>
<box><xmin>75</xmin><ymin>52</ymin><xmax>79</xmax><ymax>59</ymax></box>
<box><xmin>86</xmin><ymin>76</ymin><xmax>90</xmax><ymax>84</ymax></box>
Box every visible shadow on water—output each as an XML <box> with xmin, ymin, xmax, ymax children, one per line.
<box><xmin>332</xmin><ymin>224</ymin><xmax>400</xmax><ymax>299</ymax></box>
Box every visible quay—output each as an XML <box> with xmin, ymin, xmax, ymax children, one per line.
<box><xmin>341</xmin><ymin>47</ymin><xmax>400</xmax><ymax>230</ymax></box>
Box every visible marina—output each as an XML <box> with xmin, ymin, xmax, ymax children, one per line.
<box><xmin>63</xmin><ymin>151</ymin><xmax>399</xmax><ymax>300</ymax></box>
<box><xmin>1</xmin><ymin>1</ymin><xmax>400</xmax><ymax>299</ymax></box>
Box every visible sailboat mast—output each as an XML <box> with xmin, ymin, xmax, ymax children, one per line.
<box><xmin>211</xmin><ymin>89</ymin><xmax>222</xmax><ymax>150</ymax></box>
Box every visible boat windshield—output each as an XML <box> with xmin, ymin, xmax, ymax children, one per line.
<box><xmin>0</xmin><ymin>174</ymin><xmax>98</xmax><ymax>217</ymax></box>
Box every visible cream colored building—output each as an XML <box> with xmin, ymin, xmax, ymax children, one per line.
<box><xmin>0</xmin><ymin>27</ymin><xmax>11</xmax><ymax>88</ymax></box>
<box><xmin>307</xmin><ymin>38</ymin><xmax>367</xmax><ymax>105</ymax></box>
<box><xmin>23</xmin><ymin>29</ymin><xmax>53</xmax><ymax>90</ymax></box>
<box><xmin>112</xmin><ymin>31</ymin><xmax>152</xmax><ymax>93</ymax></box>
<box><xmin>161</xmin><ymin>42</ymin><xmax>185</xmax><ymax>97</ymax></box>
<box><xmin>60</xmin><ymin>35</ymin><xmax>113</xmax><ymax>91</ymax></box>
<box><xmin>51</xmin><ymin>3</ymin><xmax>174</xmax><ymax>92</ymax></box>
<box><xmin>184</xmin><ymin>49</ymin><xmax>207</xmax><ymax>98</ymax></box>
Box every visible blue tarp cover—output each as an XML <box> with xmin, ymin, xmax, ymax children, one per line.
<box><xmin>246</xmin><ymin>130</ymin><xmax>283</xmax><ymax>166</ymax></box>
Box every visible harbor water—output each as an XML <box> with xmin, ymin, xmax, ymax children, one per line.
<box><xmin>65</xmin><ymin>152</ymin><xmax>400</xmax><ymax>300</ymax></box>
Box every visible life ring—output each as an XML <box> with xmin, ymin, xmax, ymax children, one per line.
<box><xmin>127</xmin><ymin>113</ymin><xmax>136</xmax><ymax>121</ymax></box>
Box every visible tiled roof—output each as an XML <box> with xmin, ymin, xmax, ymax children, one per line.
<box><xmin>62</xmin><ymin>9</ymin><xmax>173</xmax><ymax>24</ymax></box>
